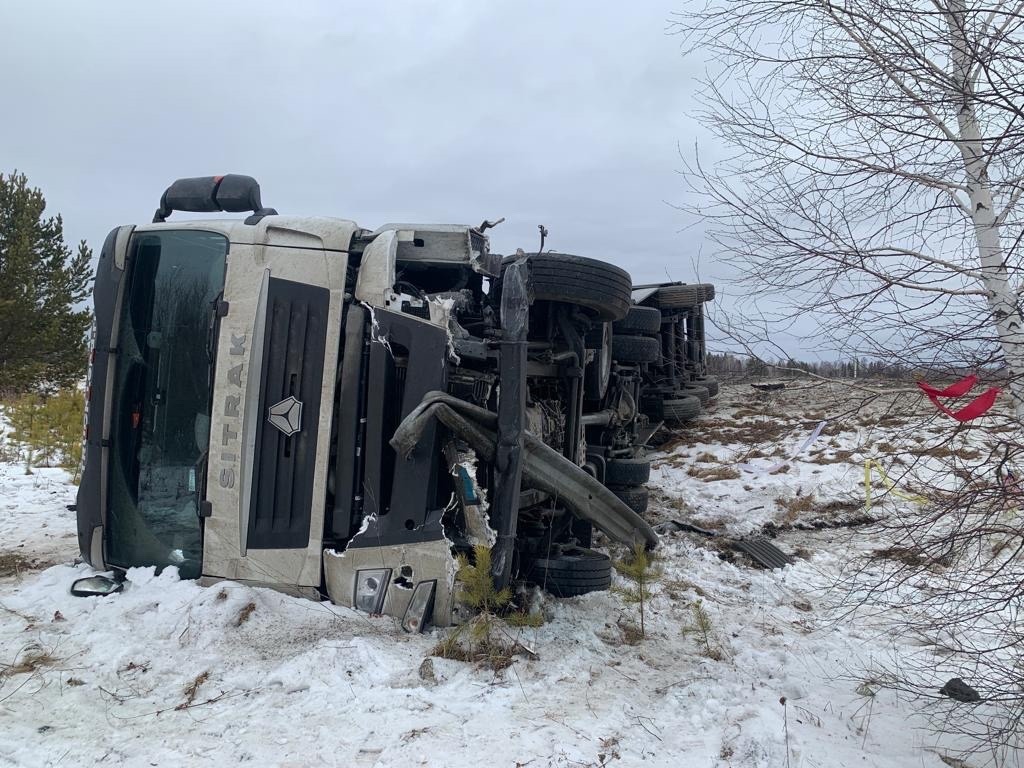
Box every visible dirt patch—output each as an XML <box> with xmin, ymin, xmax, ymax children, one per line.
<box><xmin>871</xmin><ymin>545</ymin><xmax>951</xmax><ymax>569</ymax></box>
<box><xmin>662</xmin><ymin>417</ymin><xmax>801</xmax><ymax>452</ymax></box>
<box><xmin>0</xmin><ymin>552</ymin><xmax>53</xmax><ymax>578</ymax></box>
<box><xmin>763</xmin><ymin>498</ymin><xmax>878</xmax><ymax>533</ymax></box>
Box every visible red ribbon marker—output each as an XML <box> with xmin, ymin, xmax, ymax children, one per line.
<box><xmin>916</xmin><ymin>374</ymin><xmax>999</xmax><ymax>422</ymax></box>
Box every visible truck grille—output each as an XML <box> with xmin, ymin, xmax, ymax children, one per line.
<box><xmin>247</xmin><ymin>277</ymin><xmax>329</xmax><ymax>550</ymax></box>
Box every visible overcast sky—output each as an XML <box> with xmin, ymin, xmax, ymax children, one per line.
<box><xmin>4</xmin><ymin>1</ymin><xmax>773</xmax><ymax>346</ymax></box>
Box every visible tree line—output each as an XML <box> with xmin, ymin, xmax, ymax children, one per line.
<box><xmin>708</xmin><ymin>352</ymin><xmax>924</xmax><ymax>380</ymax></box>
<box><xmin>0</xmin><ymin>171</ymin><xmax>92</xmax><ymax>396</ymax></box>
<box><xmin>0</xmin><ymin>171</ymin><xmax>92</xmax><ymax>471</ymax></box>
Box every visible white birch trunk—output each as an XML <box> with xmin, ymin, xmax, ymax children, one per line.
<box><xmin>947</xmin><ymin>1</ymin><xmax>1024</xmax><ymax>422</ymax></box>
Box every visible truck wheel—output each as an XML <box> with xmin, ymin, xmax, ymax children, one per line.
<box><xmin>648</xmin><ymin>283</ymin><xmax>714</xmax><ymax>308</ymax></box>
<box><xmin>694</xmin><ymin>376</ymin><xmax>719</xmax><ymax>398</ymax></box>
<box><xmin>679</xmin><ymin>384</ymin><xmax>710</xmax><ymax>406</ymax></box>
<box><xmin>662</xmin><ymin>396</ymin><xmax>701</xmax><ymax>423</ymax></box>
<box><xmin>611</xmin><ymin>485</ymin><xmax>649</xmax><ymax>515</ymax></box>
<box><xmin>611</xmin><ymin>334</ymin><xmax>660</xmax><ymax>363</ymax></box>
<box><xmin>613</xmin><ymin>305</ymin><xmax>662</xmax><ymax>335</ymax></box>
<box><xmin>510</xmin><ymin>252</ymin><xmax>632</xmax><ymax>321</ymax></box>
<box><xmin>526</xmin><ymin>547</ymin><xmax>612</xmax><ymax>597</ymax></box>
<box><xmin>640</xmin><ymin>395</ymin><xmax>666</xmax><ymax>421</ymax></box>
<box><xmin>604</xmin><ymin>457</ymin><xmax>651</xmax><ymax>486</ymax></box>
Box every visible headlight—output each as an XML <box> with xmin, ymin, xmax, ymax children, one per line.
<box><xmin>353</xmin><ymin>568</ymin><xmax>391</xmax><ymax>614</ymax></box>
<box><xmin>401</xmin><ymin>580</ymin><xmax>436</xmax><ymax>633</ymax></box>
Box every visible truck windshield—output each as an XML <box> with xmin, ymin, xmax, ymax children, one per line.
<box><xmin>106</xmin><ymin>230</ymin><xmax>228</xmax><ymax>578</ymax></box>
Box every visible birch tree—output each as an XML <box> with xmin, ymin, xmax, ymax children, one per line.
<box><xmin>674</xmin><ymin>1</ymin><xmax>1024</xmax><ymax>417</ymax></box>
<box><xmin>675</xmin><ymin>2</ymin><xmax>1024</xmax><ymax>757</ymax></box>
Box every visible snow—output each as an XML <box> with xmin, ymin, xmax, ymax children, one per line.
<box><xmin>0</xmin><ymin>386</ymin><xmax>989</xmax><ymax>767</ymax></box>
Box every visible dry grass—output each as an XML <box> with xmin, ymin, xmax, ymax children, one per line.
<box><xmin>814</xmin><ymin>499</ymin><xmax>864</xmax><ymax>516</ymax></box>
<box><xmin>176</xmin><ymin>671</ymin><xmax>210</xmax><ymax>710</ymax></box>
<box><xmin>732</xmin><ymin>408</ymin><xmax>766</xmax><ymax>419</ymax></box>
<box><xmin>872</xmin><ymin>545</ymin><xmax>928</xmax><ymax>567</ymax></box>
<box><xmin>662</xmin><ymin>577</ymin><xmax>708</xmax><ymax>601</ymax></box>
<box><xmin>774</xmin><ymin>493</ymin><xmax>816</xmax><ymax>522</ymax></box>
<box><xmin>430</xmin><ymin>616</ymin><xmax>533</xmax><ymax>671</ymax></box>
<box><xmin>872</xmin><ymin>545</ymin><xmax>952</xmax><ymax>569</ymax></box>
<box><xmin>807</xmin><ymin>449</ymin><xmax>855</xmax><ymax>465</ymax></box>
<box><xmin>616</xmin><ymin>620</ymin><xmax>645</xmax><ymax>646</ymax></box>
<box><xmin>2</xmin><ymin>644</ymin><xmax>58</xmax><ymax>677</ymax></box>
<box><xmin>662</xmin><ymin>417</ymin><xmax>797</xmax><ymax>451</ymax></box>
<box><xmin>909</xmin><ymin>444</ymin><xmax>956</xmax><ymax>459</ymax></box>
<box><xmin>235</xmin><ymin>602</ymin><xmax>256</xmax><ymax>627</ymax></box>
<box><xmin>687</xmin><ymin>465</ymin><xmax>741</xmax><ymax>481</ymax></box>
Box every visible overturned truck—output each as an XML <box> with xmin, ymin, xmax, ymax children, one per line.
<box><xmin>74</xmin><ymin>175</ymin><xmax>716</xmax><ymax>630</ymax></box>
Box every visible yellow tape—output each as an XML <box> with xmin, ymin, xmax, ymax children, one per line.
<box><xmin>864</xmin><ymin>459</ymin><xmax>927</xmax><ymax>510</ymax></box>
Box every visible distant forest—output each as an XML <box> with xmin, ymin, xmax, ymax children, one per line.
<box><xmin>706</xmin><ymin>352</ymin><xmax>954</xmax><ymax>381</ymax></box>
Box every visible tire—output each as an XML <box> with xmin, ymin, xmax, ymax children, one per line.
<box><xmin>604</xmin><ymin>457</ymin><xmax>651</xmax><ymax>486</ymax></box>
<box><xmin>611</xmin><ymin>334</ymin><xmax>660</xmax><ymax>364</ymax></box>
<box><xmin>662</xmin><ymin>396</ymin><xmax>702</xmax><ymax>423</ymax></box>
<box><xmin>679</xmin><ymin>384</ymin><xmax>710</xmax><ymax>406</ymax></box>
<box><xmin>611</xmin><ymin>485</ymin><xmax>649</xmax><ymax>514</ymax></box>
<box><xmin>694</xmin><ymin>376</ymin><xmax>719</xmax><ymax>398</ymax></box>
<box><xmin>640</xmin><ymin>395</ymin><xmax>665</xmax><ymax>421</ymax></box>
<box><xmin>613</xmin><ymin>305</ymin><xmax>662</xmax><ymax>335</ymax></box>
<box><xmin>650</xmin><ymin>284</ymin><xmax>706</xmax><ymax>308</ymax></box>
<box><xmin>526</xmin><ymin>546</ymin><xmax>612</xmax><ymax>597</ymax></box>
<box><xmin>509</xmin><ymin>252</ymin><xmax>632</xmax><ymax>321</ymax></box>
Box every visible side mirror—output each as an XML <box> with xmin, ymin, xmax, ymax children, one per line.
<box><xmin>70</xmin><ymin>575</ymin><xmax>123</xmax><ymax>597</ymax></box>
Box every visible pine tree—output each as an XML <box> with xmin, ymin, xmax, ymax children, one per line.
<box><xmin>0</xmin><ymin>171</ymin><xmax>92</xmax><ymax>395</ymax></box>
<box><xmin>613</xmin><ymin>543</ymin><xmax>662</xmax><ymax>640</ymax></box>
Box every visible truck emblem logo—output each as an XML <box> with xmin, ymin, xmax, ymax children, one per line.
<box><xmin>268</xmin><ymin>396</ymin><xmax>303</xmax><ymax>436</ymax></box>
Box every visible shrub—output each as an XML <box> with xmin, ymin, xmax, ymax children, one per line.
<box><xmin>3</xmin><ymin>389</ymin><xmax>84</xmax><ymax>474</ymax></box>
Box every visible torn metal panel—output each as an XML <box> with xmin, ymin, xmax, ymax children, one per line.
<box><xmin>370</xmin><ymin>223</ymin><xmax>500</xmax><ymax>277</ymax></box>
<box><xmin>322</xmin><ymin>512</ymin><xmax>458</xmax><ymax>627</ymax></box>
<box><xmin>428</xmin><ymin>296</ymin><xmax>462</xmax><ymax>363</ymax></box>
<box><xmin>361</xmin><ymin>301</ymin><xmax>394</xmax><ymax>357</ymax></box>
<box><xmin>444</xmin><ymin>440</ymin><xmax>495</xmax><ymax>548</ymax></box>
<box><xmin>391</xmin><ymin>391</ymin><xmax>659</xmax><ymax>550</ymax></box>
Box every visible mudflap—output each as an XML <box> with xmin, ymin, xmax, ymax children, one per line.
<box><xmin>323</xmin><ymin>511</ymin><xmax>458</xmax><ymax>628</ymax></box>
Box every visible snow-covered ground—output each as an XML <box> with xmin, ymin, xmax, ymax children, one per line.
<box><xmin>0</xmin><ymin>384</ymin><xmax>998</xmax><ymax>767</ymax></box>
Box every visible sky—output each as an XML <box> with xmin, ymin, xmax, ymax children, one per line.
<box><xmin>1</xmin><ymin>1</ymin><xmax>779</xmax><ymax>351</ymax></box>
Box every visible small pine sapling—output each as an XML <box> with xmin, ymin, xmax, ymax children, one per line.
<box><xmin>682</xmin><ymin>599</ymin><xmax>724</xmax><ymax>660</ymax></box>
<box><xmin>454</xmin><ymin>545</ymin><xmax>512</xmax><ymax>614</ymax></box>
<box><xmin>613</xmin><ymin>542</ymin><xmax>662</xmax><ymax>639</ymax></box>
<box><xmin>432</xmin><ymin>545</ymin><xmax>538</xmax><ymax>669</ymax></box>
